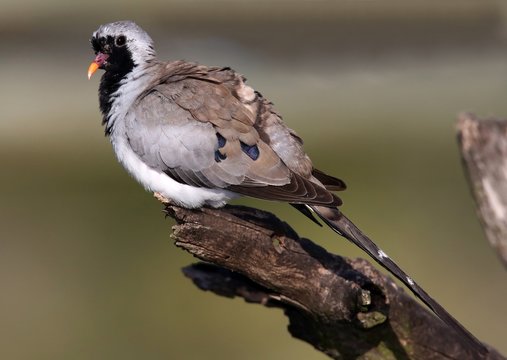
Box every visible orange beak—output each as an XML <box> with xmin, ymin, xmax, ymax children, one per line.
<box><xmin>87</xmin><ymin>53</ymin><xmax>109</xmax><ymax>80</ymax></box>
<box><xmin>87</xmin><ymin>62</ymin><xmax>100</xmax><ymax>80</ymax></box>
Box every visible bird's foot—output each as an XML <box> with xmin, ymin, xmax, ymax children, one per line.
<box><xmin>153</xmin><ymin>192</ymin><xmax>172</xmax><ymax>204</ymax></box>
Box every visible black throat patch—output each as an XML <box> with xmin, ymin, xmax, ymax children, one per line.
<box><xmin>97</xmin><ymin>38</ymin><xmax>136</xmax><ymax>135</ymax></box>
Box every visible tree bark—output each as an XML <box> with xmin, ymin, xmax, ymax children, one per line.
<box><xmin>456</xmin><ymin>112</ymin><xmax>507</xmax><ymax>268</ymax></box>
<box><xmin>165</xmin><ymin>204</ymin><xmax>504</xmax><ymax>360</ymax></box>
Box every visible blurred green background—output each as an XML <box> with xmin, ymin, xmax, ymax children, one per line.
<box><xmin>2</xmin><ymin>1</ymin><xmax>507</xmax><ymax>359</ymax></box>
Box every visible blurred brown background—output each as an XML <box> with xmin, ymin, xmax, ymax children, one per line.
<box><xmin>2</xmin><ymin>1</ymin><xmax>507</xmax><ymax>359</ymax></box>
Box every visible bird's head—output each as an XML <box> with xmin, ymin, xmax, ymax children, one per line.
<box><xmin>88</xmin><ymin>20</ymin><xmax>156</xmax><ymax>80</ymax></box>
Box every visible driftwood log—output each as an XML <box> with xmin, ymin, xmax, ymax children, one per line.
<box><xmin>164</xmin><ymin>205</ymin><xmax>504</xmax><ymax>359</ymax></box>
<box><xmin>457</xmin><ymin>113</ymin><xmax>507</xmax><ymax>268</ymax></box>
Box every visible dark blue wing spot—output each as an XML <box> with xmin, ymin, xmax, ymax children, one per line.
<box><xmin>240</xmin><ymin>141</ymin><xmax>259</xmax><ymax>160</ymax></box>
<box><xmin>216</xmin><ymin>133</ymin><xmax>226</xmax><ymax>148</ymax></box>
<box><xmin>215</xmin><ymin>150</ymin><xmax>227</xmax><ymax>162</ymax></box>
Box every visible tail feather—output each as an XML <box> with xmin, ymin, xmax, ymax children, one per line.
<box><xmin>310</xmin><ymin>205</ymin><xmax>488</xmax><ymax>358</ymax></box>
<box><xmin>290</xmin><ymin>203</ymin><xmax>322</xmax><ymax>226</ymax></box>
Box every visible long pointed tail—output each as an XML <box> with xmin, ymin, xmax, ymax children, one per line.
<box><xmin>310</xmin><ymin>205</ymin><xmax>488</xmax><ymax>357</ymax></box>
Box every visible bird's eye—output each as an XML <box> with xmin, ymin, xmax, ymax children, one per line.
<box><xmin>115</xmin><ymin>35</ymin><xmax>127</xmax><ymax>47</ymax></box>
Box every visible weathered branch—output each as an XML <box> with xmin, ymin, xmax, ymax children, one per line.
<box><xmin>457</xmin><ymin>112</ymin><xmax>507</xmax><ymax>268</ymax></box>
<box><xmin>165</xmin><ymin>204</ymin><xmax>503</xmax><ymax>359</ymax></box>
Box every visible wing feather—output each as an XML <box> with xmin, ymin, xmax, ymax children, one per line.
<box><xmin>126</xmin><ymin>62</ymin><xmax>344</xmax><ymax>207</ymax></box>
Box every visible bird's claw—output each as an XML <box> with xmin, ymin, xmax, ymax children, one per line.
<box><xmin>154</xmin><ymin>192</ymin><xmax>172</xmax><ymax>204</ymax></box>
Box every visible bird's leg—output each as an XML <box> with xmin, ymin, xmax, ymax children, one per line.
<box><xmin>153</xmin><ymin>192</ymin><xmax>172</xmax><ymax>204</ymax></box>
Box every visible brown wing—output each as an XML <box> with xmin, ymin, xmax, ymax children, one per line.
<box><xmin>128</xmin><ymin>61</ymin><xmax>343</xmax><ymax>206</ymax></box>
<box><xmin>312</xmin><ymin>169</ymin><xmax>347</xmax><ymax>191</ymax></box>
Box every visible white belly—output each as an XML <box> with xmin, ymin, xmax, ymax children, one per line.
<box><xmin>110</xmin><ymin>134</ymin><xmax>237</xmax><ymax>208</ymax></box>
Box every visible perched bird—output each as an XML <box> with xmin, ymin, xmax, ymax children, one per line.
<box><xmin>88</xmin><ymin>20</ymin><xmax>487</xmax><ymax>356</ymax></box>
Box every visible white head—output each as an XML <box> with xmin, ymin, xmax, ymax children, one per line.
<box><xmin>88</xmin><ymin>20</ymin><xmax>156</xmax><ymax>79</ymax></box>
